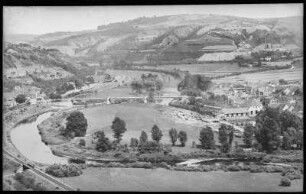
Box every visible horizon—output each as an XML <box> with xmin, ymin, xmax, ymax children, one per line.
<box><xmin>4</xmin><ymin>4</ymin><xmax>303</xmax><ymax>35</ymax></box>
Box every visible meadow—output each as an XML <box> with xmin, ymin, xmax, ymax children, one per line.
<box><xmin>63</xmin><ymin>168</ymin><xmax>303</xmax><ymax>192</ymax></box>
<box><xmin>80</xmin><ymin>103</ymin><xmax>243</xmax><ymax>153</ymax></box>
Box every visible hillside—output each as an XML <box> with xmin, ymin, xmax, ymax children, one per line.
<box><xmin>6</xmin><ymin>14</ymin><xmax>303</xmax><ymax>64</ymax></box>
<box><xmin>3</xmin><ymin>43</ymin><xmax>95</xmax><ymax>95</ymax></box>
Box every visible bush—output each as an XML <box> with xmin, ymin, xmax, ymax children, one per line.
<box><xmin>279</xmin><ymin>177</ymin><xmax>291</xmax><ymax>187</ymax></box>
<box><xmin>226</xmin><ymin>165</ymin><xmax>241</xmax><ymax>172</ymax></box>
<box><xmin>45</xmin><ymin>164</ymin><xmax>82</xmax><ymax>178</ymax></box>
<box><xmin>106</xmin><ymin>162</ymin><xmax>126</xmax><ymax>168</ymax></box>
<box><xmin>249</xmin><ymin>165</ymin><xmax>264</xmax><ymax>173</ymax></box>
<box><xmin>282</xmin><ymin>169</ymin><xmax>302</xmax><ymax>180</ymax></box>
<box><xmin>158</xmin><ymin>162</ymin><xmax>171</xmax><ymax>169</ymax></box>
<box><xmin>15</xmin><ymin>94</ymin><xmax>27</xmax><ymax>104</ymax></box>
<box><xmin>130</xmin><ymin>162</ymin><xmax>153</xmax><ymax>169</ymax></box>
<box><xmin>264</xmin><ymin>165</ymin><xmax>284</xmax><ymax>173</ymax></box>
<box><xmin>138</xmin><ymin>141</ymin><xmax>163</xmax><ymax>153</ymax></box>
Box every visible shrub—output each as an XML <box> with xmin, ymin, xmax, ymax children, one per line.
<box><xmin>138</xmin><ymin>141</ymin><xmax>163</xmax><ymax>153</ymax></box>
<box><xmin>151</xmin><ymin>125</ymin><xmax>163</xmax><ymax>143</ymax></box>
<box><xmin>107</xmin><ymin>162</ymin><xmax>126</xmax><ymax>168</ymax></box>
<box><xmin>226</xmin><ymin>165</ymin><xmax>241</xmax><ymax>172</ymax></box>
<box><xmin>282</xmin><ymin>169</ymin><xmax>302</xmax><ymax>180</ymax></box>
<box><xmin>15</xmin><ymin>94</ymin><xmax>27</xmax><ymax>104</ymax></box>
<box><xmin>130</xmin><ymin>162</ymin><xmax>153</xmax><ymax>169</ymax></box>
<box><xmin>45</xmin><ymin>164</ymin><xmax>82</xmax><ymax>178</ymax></box>
<box><xmin>158</xmin><ymin>162</ymin><xmax>171</xmax><ymax>169</ymax></box>
<box><xmin>279</xmin><ymin>177</ymin><xmax>291</xmax><ymax>187</ymax></box>
<box><xmin>178</xmin><ymin>130</ymin><xmax>187</xmax><ymax>147</ymax></box>
<box><xmin>249</xmin><ymin>165</ymin><xmax>264</xmax><ymax>173</ymax></box>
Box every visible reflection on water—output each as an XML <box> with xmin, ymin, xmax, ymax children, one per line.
<box><xmin>10</xmin><ymin>112</ymin><xmax>68</xmax><ymax>165</ymax></box>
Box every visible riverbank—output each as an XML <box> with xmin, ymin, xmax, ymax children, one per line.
<box><xmin>4</xmin><ymin>104</ymin><xmax>53</xmax><ymax>158</ymax></box>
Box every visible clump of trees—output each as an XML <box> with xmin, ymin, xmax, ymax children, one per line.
<box><xmin>130</xmin><ymin>73</ymin><xmax>163</xmax><ymax>94</ymax></box>
<box><xmin>218</xmin><ymin>124</ymin><xmax>234</xmax><ymax>153</ymax></box>
<box><xmin>95</xmin><ymin>131</ymin><xmax>112</xmax><ymax>152</ymax></box>
<box><xmin>15</xmin><ymin>94</ymin><xmax>27</xmax><ymax>104</ymax></box>
<box><xmin>199</xmin><ymin>126</ymin><xmax>215</xmax><ymax>150</ymax></box>
<box><xmin>254</xmin><ymin>108</ymin><xmax>303</xmax><ymax>153</ymax></box>
<box><xmin>62</xmin><ymin>111</ymin><xmax>88</xmax><ymax>139</ymax></box>
<box><xmin>13</xmin><ymin>171</ymin><xmax>48</xmax><ymax>191</ymax></box>
<box><xmin>178</xmin><ymin>73</ymin><xmax>212</xmax><ymax>95</ymax></box>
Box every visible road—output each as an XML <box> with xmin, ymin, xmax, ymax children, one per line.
<box><xmin>3</xmin><ymin>149</ymin><xmax>76</xmax><ymax>191</ymax></box>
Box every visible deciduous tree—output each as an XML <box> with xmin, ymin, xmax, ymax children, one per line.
<box><xmin>199</xmin><ymin>126</ymin><xmax>215</xmax><ymax>150</ymax></box>
<box><xmin>151</xmin><ymin>125</ymin><xmax>163</xmax><ymax>143</ymax></box>
<box><xmin>178</xmin><ymin>130</ymin><xmax>187</xmax><ymax>147</ymax></box>
<box><xmin>243</xmin><ymin>123</ymin><xmax>254</xmax><ymax>148</ymax></box>
<box><xmin>169</xmin><ymin>128</ymin><xmax>178</xmax><ymax>146</ymax></box>
<box><xmin>111</xmin><ymin>117</ymin><xmax>127</xmax><ymax>144</ymax></box>
<box><xmin>64</xmin><ymin>111</ymin><xmax>88</xmax><ymax>138</ymax></box>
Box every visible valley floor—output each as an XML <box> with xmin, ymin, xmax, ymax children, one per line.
<box><xmin>63</xmin><ymin>167</ymin><xmax>303</xmax><ymax>192</ymax></box>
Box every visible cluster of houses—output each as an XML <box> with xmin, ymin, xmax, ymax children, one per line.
<box><xmin>207</xmin><ymin>79</ymin><xmax>303</xmax><ymax>126</ymax></box>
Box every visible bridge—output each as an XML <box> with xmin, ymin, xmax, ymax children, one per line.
<box><xmin>3</xmin><ymin>149</ymin><xmax>76</xmax><ymax>191</ymax></box>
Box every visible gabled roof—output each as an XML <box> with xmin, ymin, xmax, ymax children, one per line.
<box><xmin>240</xmin><ymin>99</ymin><xmax>262</xmax><ymax>108</ymax></box>
<box><xmin>222</xmin><ymin>107</ymin><xmax>249</xmax><ymax>114</ymax></box>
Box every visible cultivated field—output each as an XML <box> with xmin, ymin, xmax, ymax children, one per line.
<box><xmin>214</xmin><ymin>68</ymin><xmax>303</xmax><ymax>83</ymax></box>
<box><xmin>156</xmin><ymin>63</ymin><xmax>250</xmax><ymax>74</ymax></box>
<box><xmin>63</xmin><ymin>168</ymin><xmax>303</xmax><ymax>192</ymax></box>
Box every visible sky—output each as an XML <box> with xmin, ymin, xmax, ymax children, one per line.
<box><xmin>4</xmin><ymin>4</ymin><xmax>303</xmax><ymax>35</ymax></box>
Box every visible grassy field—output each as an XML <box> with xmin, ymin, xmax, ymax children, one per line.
<box><xmin>80</xmin><ymin>103</ymin><xmax>243</xmax><ymax>153</ymax></box>
<box><xmin>63</xmin><ymin>167</ymin><xmax>303</xmax><ymax>192</ymax></box>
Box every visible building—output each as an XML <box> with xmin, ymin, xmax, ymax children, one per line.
<box><xmin>219</xmin><ymin>98</ymin><xmax>263</xmax><ymax>119</ymax></box>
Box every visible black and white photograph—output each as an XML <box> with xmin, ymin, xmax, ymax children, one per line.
<box><xmin>2</xmin><ymin>3</ymin><xmax>303</xmax><ymax>192</ymax></box>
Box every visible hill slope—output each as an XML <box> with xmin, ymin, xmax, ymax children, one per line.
<box><xmin>7</xmin><ymin>14</ymin><xmax>303</xmax><ymax>63</ymax></box>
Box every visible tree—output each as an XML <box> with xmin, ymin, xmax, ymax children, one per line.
<box><xmin>279</xmin><ymin>111</ymin><xmax>302</xmax><ymax>134</ymax></box>
<box><xmin>243</xmin><ymin>123</ymin><xmax>254</xmax><ymax>148</ymax></box>
<box><xmin>139</xmin><ymin>131</ymin><xmax>148</xmax><ymax>145</ymax></box>
<box><xmin>131</xmin><ymin>80</ymin><xmax>143</xmax><ymax>94</ymax></box>
<box><xmin>282</xmin><ymin>127</ymin><xmax>297</xmax><ymax>150</ymax></box>
<box><xmin>254</xmin><ymin>117</ymin><xmax>281</xmax><ymax>153</ymax></box>
<box><xmin>15</xmin><ymin>94</ymin><xmax>27</xmax><ymax>104</ymax></box>
<box><xmin>199</xmin><ymin>126</ymin><xmax>215</xmax><ymax>150</ymax></box>
<box><xmin>95</xmin><ymin>131</ymin><xmax>112</xmax><ymax>152</ymax></box>
<box><xmin>151</xmin><ymin>125</ymin><xmax>163</xmax><ymax>143</ymax></box>
<box><xmin>111</xmin><ymin>117</ymin><xmax>127</xmax><ymax>144</ymax></box>
<box><xmin>64</xmin><ymin>111</ymin><xmax>88</xmax><ymax>138</ymax></box>
<box><xmin>169</xmin><ymin>128</ymin><xmax>178</xmax><ymax>146</ymax></box>
<box><xmin>296</xmin><ymin>130</ymin><xmax>303</xmax><ymax>150</ymax></box>
<box><xmin>130</xmin><ymin>138</ymin><xmax>139</xmax><ymax>148</ymax></box>
<box><xmin>178</xmin><ymin>130</ymin><xmax>187</xmax><ymax>147</ymax></box>
<box><xmin>218</xmin><ymin>124</ymin><xmax>234</xmax><ymax>153</ymax></box>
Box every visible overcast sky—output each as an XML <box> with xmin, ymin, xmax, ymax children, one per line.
<box><xmin>4</xmin><ymin>4</ymin><xmax>303</xmax><ymax>35</ymax></box>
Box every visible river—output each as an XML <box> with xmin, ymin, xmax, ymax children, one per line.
<box><xmin>10</xmin><ymin>112</ymin><xmax>68</xmax><ymax>165</ymax></box>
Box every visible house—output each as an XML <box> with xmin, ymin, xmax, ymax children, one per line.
<box><xmin>220</xmin><ymin>98</ymin><xmax>263</xmax><ymax>119</ymax></box>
